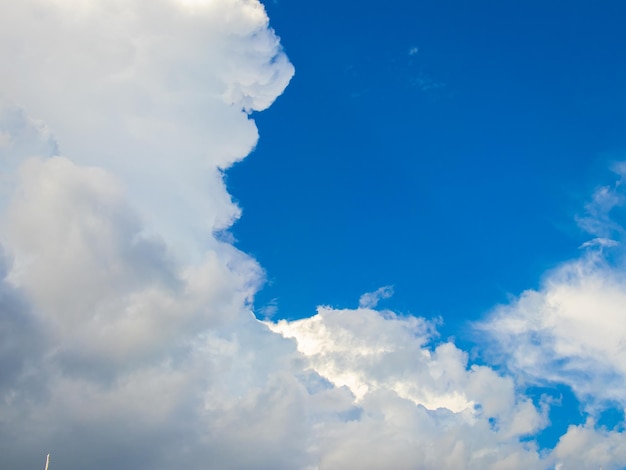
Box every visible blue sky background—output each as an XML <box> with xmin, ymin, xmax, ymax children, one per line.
<box><xmin>227</xmin><ymin>3</ymin><xmax>626</xmax><ymax>450</ymax></box>
<box><xmin>230</xmin><ymin>0</ymin><xmax>626</xmax><ymax>335</ymax></box>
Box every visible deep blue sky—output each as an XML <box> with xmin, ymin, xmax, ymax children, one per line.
<box><xmin>229</xmin><ymin>0</ymin><xmax>626</xmax><ymax>337</ymax></box>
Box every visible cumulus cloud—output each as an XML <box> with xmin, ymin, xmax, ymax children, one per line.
<box><xmin>0</xmin><ymin>0</ymin><xmax>294</xmax><ymax>257</ymax></box>
<box><xmin>0</xmin><ymin>1</ymin><xmax>300</xmax><ymax>468</ymax></box>
<box><xmin>2</xmin><ymin>0</ymin><xmax>626</xmax><ymax>469</ymax></box>
<box><xmin>268</xmin><ymin>306</ymin><xmax>551</xmax><ymax>466</ymax></box>
<box><xmin>553</xmin><ymin>419</ymin><xmax>626</xmax><ymax>470</ymax></box>
<box><xmin>480</xmin><ymin>253</ymin><xmax>626</xmax><ymax>402</ymax></box>
<box><xmin>479</xmin><ymin>171</ymin><xmax>626</xmax><ymax>410</ymax></box>
<box><xmin>358</xmin><ymin>285</ymin><xmax>394</xmax><ymax>308</ymax></box>
<box><xmin>477</xmin><ymin>168</ymin><xmax>626</xmax><ymax>467</ymax></box>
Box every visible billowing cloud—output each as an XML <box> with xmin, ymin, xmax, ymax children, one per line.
<box><xmin>0</xmin><ymin>0</ymin><xmax>294</xmax><ymax>256</ymax></box>
<box><xmin>269</xmin><ymin>306</ymin><xmax>550</xmax><ymax>468</ymax></box>
<box><xmin>2</xmin><ymin>0</ymin><xmax>626</xmax><ymax>469</ymax></box>
<box><xmin>552</xmin><ymin>419</ymin><xmax>626</xmax><ymax>470</ymax></box>
<box><xmin>0</xmin><ymin>0</ymin><xmax>299</xmax><ymax>467</ymax></box>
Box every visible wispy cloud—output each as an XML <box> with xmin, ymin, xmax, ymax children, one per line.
<box><xmin>576</xmin><ymin>166</ymin><xmax>626</xmax><ymax>243</ymax></box>
<box><xmin>411</xmin><ymin>72</ymin><xmax>446</xmax><ymax>92</ymax></box>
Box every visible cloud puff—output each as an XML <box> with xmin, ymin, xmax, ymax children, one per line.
<box><xmin>480</xmin><ymin>249</ymin><xmax>626</xmax><ymax>409</ymax></box>
<box><xmin>0</xmin><ymin>0</ymin><xmax>294</xmax><ymax>257</ymax></box>
<box><xmin>552</xmin><ymin>419</ymin><xmax>626</xmax><ymax>470</ymax></box>
<box><xmin>575</xmin><ymin>170</ymin><xmax>626</xmax><ymax>242</ymax></box>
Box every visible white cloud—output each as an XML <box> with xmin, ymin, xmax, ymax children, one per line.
<box><xmin>552</xmin><ymin>419</ymin><xmax>626</xmax><ymax>470</ymax></box>
<box><xmin>575</xmin><ymin>169</ymin><xmax>625</xmax><ymax>242</ymax></box>
<box><xmin>0</xmin><ymin>0</ymin><xmax>294</xmax><ymax>258</ymax></box>
<box><xmin>477</xmin><ymin>169</ymin><xmax>626</xmax><ymax>467</ymax></box>
<box><xmin>0</xmin><ymin>1</ymin><xmax>302</xmax><ymax>468</ymax></box>
<box><xmin>479</xmin><ymin>251</ymin><xmax>626</xmax><ymax>409</ymax></box>
<box><xmin>268</xmin><ymin>306</ymin><xmax>554</xmax><ymax>469</ymax></box>
<box><xmin>358</xmin><ymin>285</ymin><xmax>394</xmax><ymax>308</ymax></box>
<box><xmin>479</xmin><ymin>171</ymin><xmax>626</xmax><ymax>410</ymax></box>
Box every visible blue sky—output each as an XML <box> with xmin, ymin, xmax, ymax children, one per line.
<box><xmin>2</xmin><ymin>0</ymin><xmax>626</xmax><ymax>468</ymax></box>
<box><xmin>232</xmin><ymin>0</ymin><xmax>626</xmax><ymax>330</ymax></box>
<box><xmin>229</xmin><ymin>0</ymin><xmax>626</xmax><ymax>451</ymax></box>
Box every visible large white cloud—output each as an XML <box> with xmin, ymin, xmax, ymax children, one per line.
<box><xmin>0</xmin><ymin>0</ymin><xmax>294</xmax><ymax>256</ymax></box>
<box><xmin>2</xmin><ymin>0</ymin><xmax>626</xmax><ymax>469</ymax></box>
<box><xmin>0</xmin><ymin>1</ymin><xmax>301</xmax><ymax>468</ymax></box>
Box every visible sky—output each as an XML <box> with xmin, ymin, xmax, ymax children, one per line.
<box><xmin>230</xmin><ymin>0</ymin><xmax>626</xmax><ymax>327</ymax></box>
<box><xmin>1</xmin><ymin>0</ymin><xmax>626</xmax><ymax>469</ymax></box>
